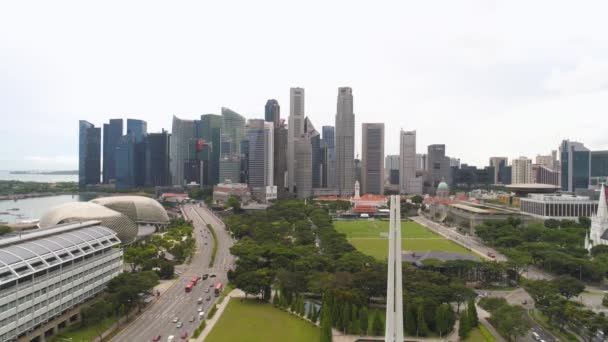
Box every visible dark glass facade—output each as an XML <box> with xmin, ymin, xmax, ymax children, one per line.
<box><xmin>311</xmin><ymin>133</ymin><xmax>322</xmax><ymax>188</ymax></box>
<box><xmin>126</xmin><ymin>119</ymin><xmax>147</xmax><ymax>142</ymax></box>
<box><xmin>115</xmin><ymin>135</ymin><xmax>135</xmax><ymax>189</ymax></box>
<box><xmin>145</xmin><ymin>130</ymin><xmax>171</xmax><ymax>186</ymax></box>
<box><xmin>264</xmin><ymin>99</ymin><xmax>280</xmax><ymax>127</ymax></box>
<box><xmin>240</xmin><ymin>139</ymin><xmax>249</xmax><ymax>184</ymax></box>
<box><xmin>197</xmin><ymin>114</ymin><xmax>222</xmax><ymax>186</ymax></box>
<box><xmin>79</xmin><ymin>121</ymin><xmax>101</xmax><ymax>186</ymax></box>
<box><xmin>102</xmin><ymin>119</ymin><xmax>123</xmax><ymax>183</ymax></box>
<box><xmin>591</xmin><ymin>151</ymin><xmax>608</xmax><ymax>177</ymax></box>
<box><xmin>452</xmin><ymin>165</ymin><xmax>495</xmax><ymax>189</ymax></box>
<box><xmin>247</xmin><ymin>121</ymin><xmax>265</xmax><ymax>189</ymax></box>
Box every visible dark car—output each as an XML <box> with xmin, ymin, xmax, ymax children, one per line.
<box><xmin>202</xmin><ymin>274</ymin><xmax>208</xmax><ymax>280</ymax></box>
<box><xmin>180</xmin><ymin>331</ymin><xmax>188</xmax><ymax>340</ymax></box>
<box><xmin>206</xmin><ymin>296</ymin><xmax>211</xmax><ymax>301</ymax></box>
<box><xmin>152</xmin><ymin>335</ymin><xmax>161</xmax><ymax>341</ymax></box>
<box><xmin>210</xmin><ymin>274</ymin><xmax>216</xmax><ymax>278</ymax></box>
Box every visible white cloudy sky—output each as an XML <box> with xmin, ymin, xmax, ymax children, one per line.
<box><xmin>1</xmin><ymin>0</ymin><xmax>608</xmax><ymax>170</ymax></box>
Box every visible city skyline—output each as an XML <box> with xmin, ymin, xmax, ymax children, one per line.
<box><xmin>2</xmin><ymin>1</ymin><xmax>608</xmax><ymax>170</ymax></box>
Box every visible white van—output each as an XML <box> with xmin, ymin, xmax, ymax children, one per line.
<box><xmin>199</xmin><ymin>311</ymin><xmax>205</xmax><ymax>320</ymax></box>
<box><xmin>532</xmin><ymin>332</ymin><xmax>540</xmax><ymax>341</ymax></box>
<box><xmin>167</xmin><ymin>336</ymin><xmax>175</xmax><ymax>342</ymax></box>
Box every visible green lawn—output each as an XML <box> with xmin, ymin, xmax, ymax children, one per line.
<box><xmin>51</xmin><ymin>317</ymin><xmax>116</xmax><ymax>342</ymax></box>
<box><xmin>206</xmin><ymin>299</ymin><xmax>320</xmax><ymax>342</ymax></box>
<box><xmin>463</xmin><ymin>327</ymin><xmax>487</xmax><ymax>342</ymax></box>
<box><xmin>335</xmin><ymin>220</ymin><xmax>477</xmax><ymax>260</ymax></box>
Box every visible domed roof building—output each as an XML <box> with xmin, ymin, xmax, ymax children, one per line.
<box><xmin>39</xmin><ymin>202</ymin><xmax>138</xmax><ymax>244</ymax></box>
<box><xmin>437</xmin><ymin>181</ymin><xmax>449</xmax><ymax>198</ymax></box>
<box><xmin>90</xmin><ymin>196</ymin><xmax>169</xmax><ymax>226</ymax></box>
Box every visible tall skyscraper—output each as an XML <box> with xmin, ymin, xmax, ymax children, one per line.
<box><xmin>264</xmin><ymin>122</ymin><xmax>274</xmax><ymax>188</ymax></box>
<box><xmin>335</xmin><ymin>87</ymin><xmax>355</xmax><ymax>197</ymax></box>
<box><xmin>102</xmin><ymin>119</ymin><xmax>123</xmax><ymax>183</ymax></box>
<box><xmin>247</xmin><ymin>119</ymin><xmax>266</xmax><ymax>198</ymax></box>
<box><xmin>426</xmin><ymin>144</ymin><xmax>451</xmax><ymax>194</ymax></box>
<box><xmin>219</xmin><ymin>108</ymin><xmax>246</xmax><ymax>184</ymax></box>
<box><xmin>221</xmin><ymin>107</ymin><xmax>246</xmax><ymax>154</ymax></box>
<box><xmin>361</xmin><ymin>123</ymin><xmax>385</xmax><ymax>194</ymax></box>
<box><xmin>145</xmin><ymin>130</ymin><xmax>171</xmax><ymax>186</ymax></box>
<box><xmin>288</xmin><ymin>87</ymin><xmax>305</xmax><ymax>193</ymax></box>
<box><xmin>321</xmin><ymin>126</ymin><xmax>336</xmax><ymax>188</ymax></box>
<box><xmin>294</xmin><ymin>136</ymin><xmax>312</xmax><ymax>198</ymax></box>
<box><xmin>79</xmin><ymin>120</ymin><xmax>101</xmax><ymax>187</ymax></box>
<box><xmin>305</xmin><ymin>118</ymin><xmax>322</xmax><ymax>189</ymax></box>
<box><xmin>385</xmin><ymin>155</ymin><xmax>400</xmax><ymax>185</ymax></box>
<box><xmin>489</xmin><ymin>157</ymin><xmax>508</xmax><ymax>185</ymax></box>
<box><xmin>560</xmin><ymin>140</ymin><xmax>590</xmax><ymax>192</ymax></box>
<box><xmin>399</xmin><ymin>130</ymin><xmax>422</xmax><ymax>194</ymax></box>
<box><xmin>265</xmin><ymin>99</ymin><xmax>280</xmax><ymax>127</ymax></box>
<box><xmin>170</xmin><ymin>115</ymin><xmax>196</xmax><ymax>186</ymax></box>
<box><xmin>275</xmin><ymin>124</ymin><xmax>288</xmax><ymax>193</ymax></box>
<box><xmin>126</xmin><ymin>119</ymin><xmax>147</xmax><ymax>142</ymax></box>
<box><xmin>115</xmin><ymin>134</ymin><xmax>135</xmax><ymax>189</ymax></box>
<box><xmin>197</xmin><ymin>114</ymin><xmax>222</xmax><ymax>186</ymax></box>
<box><xmin>511</xmin><ymin>156</ymin><xmax>533</xmax><ymax>184</ymax></box>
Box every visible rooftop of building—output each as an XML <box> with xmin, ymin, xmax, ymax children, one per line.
<box><xmin>449</xmin><ymin>202</ymin><xmax>515</xmax><ymax>215</ymax></box>
<box><xmin>523</xmin><ymin>193</ymin><xmax>596</xmax><ymax>202</ymax></box>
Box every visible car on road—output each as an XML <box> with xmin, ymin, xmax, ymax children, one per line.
<box><xmin>205</xmin><ymin>288</ymin><xmax>210</xmax><ymax>293</ymax></box>
<box><xmin>180</xmin><ymin>331</ymin><xmax>188</xmax><ymax>339</ymax></box>
<box><xmin>197</xmin><ymin>306</ymin><xmax>204</xmax><ymax>312</ymax></box>
<box><xmin>197</xmin><ymin>297</ymin><xmax>203</xmax><ymax>304</ymax></box>
<box><xmin>189</xmin><ymin>316</ymin><xmax>195</xmax><ymax>322</ymax></box>
<box><xmin>176</xmin><ymin>322</ymin><xmax>183</xmax><ymax>328</ymax></box>
<box><xmin>210</xmin><ymin>274</ymin><xmax>216</xmax><ymax>278</ymax></box>
<box><xmin>487</xmin><ymin>251</ymin><xmax>496</xmax><ymax>258</ymax></box>
<box><xmin>204</xmin><ymin>242</ymin><xmax>208</xmax><ymax>245</ymax></box>
<box><xmin>202</xmin><ymin>274</ymin><xmax>208</xmax><ymax>280</ymax></box>
<box><xmin>172</xmin><ymin>317</ymin><xmax>179</xmax><ymax>323</ymax></box>
<box><xmin>167</xmin><ymin>335</ymin><xmax>175</xmax><ymax>342</ymax></box>
<box><xmin>152</xmin><ymin>335</ymin><xmax>161</xmax><ymax>341</ymax></box>
<box><xmin>206</xmin><ymin>295</ymin><xmax>211</xmax><ymax>301</ymax></box>
<box><xmin>199</xmin><ymin>312</ymin><xmax>205</xmax><ymax>320</ymax></box>
<box><xmin>209</xmin><ymin>284</ymin><xmax>214</xmax><ymax>288</ymax></box>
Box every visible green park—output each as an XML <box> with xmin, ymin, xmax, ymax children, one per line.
<box><xmin>205</xmin><ymin>299</ymin><xmax>320</xmax><ymax>342</ymax></box>
<box><xmin>334</xmin><ymin>219</ymin><xmax>476</xmax><ymax>260</ymax></box>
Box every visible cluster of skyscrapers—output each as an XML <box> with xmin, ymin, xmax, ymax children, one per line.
<box><xmin>79</xmin><ymin>89</ymin><xmax>608</xmax><ymax>199</ymax></box>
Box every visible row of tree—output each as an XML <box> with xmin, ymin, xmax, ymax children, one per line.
<box><xmin>477</xmin><ymin>297</ymin><xmax>530</xmax><ymax>342</ymax></box>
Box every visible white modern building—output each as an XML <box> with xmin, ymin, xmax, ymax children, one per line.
<box><xmin>520</xmin><ymin>193</ymin><xmax>598</xmax><ymax>219</ymax></box>
<box><xmin>0</xmin><ymin>221</ymin><xmax>123</xmax><ymax>342</ymax></box>
<box><xmin>399</xmin><ymin>130</ymin><xmax>422</xmax><ymax>194</ymax></box>
<box><xmin>511</xmin><ymin>156</ymin><xmax>533</xmax><ymax>184</ymax></box>
<box><xmin>335</xmin><ymin>87</ymin><xmax>355</xmax><ymax>197</ymax></box>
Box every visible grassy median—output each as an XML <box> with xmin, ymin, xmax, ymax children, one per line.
<box><xmin>207</xmin><ymin>223</ymin><xmax>218</xmax><ymax>268</ymax></box>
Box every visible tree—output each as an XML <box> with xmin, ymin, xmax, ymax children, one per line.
<box><xmin>0</xmin><ymin>226</ymin><xmax>11</xmax><ymax>236</ymax></box>
<box><xmin>157</xmin><ymin>260</ymin><xmax>174</xmax><ymax>279</ymax></box>
<box><xmin>492</xmin><ymin>305</ymin><xmax>531</xmax><ymax>342</ymax></box>
<box><xmin>468</xmin><ymin>298</ymin><xmax>479</xmax><ymax>327</ymax></box>
<box><xmin>544</xmin><ymin>219</ymin><xmax>560</xmax><ymax>229</ymax></box>
<box><xmin>272</xmin><ymin>292</ymin><xmax>280</xmax><ymax>306</ymax></box>
<box><xmin>411</xmin><ymin>195</ymin><xmax>424</xmax><ymax>204</ymax></box>
<box><xmin>416</xmin><ymin>305</ymin><xmax>429</xmax><ymax>336</ymax></box>
<box><xmin>603</xmin><ymin>294</ymin><xmax>608</xmax><ymax>308</ymax></box>
<box><xmin>341</xmin><ymin>303</ymin><xmax>351</xmax><ymax>333</ymax></box>
<box><xmin>435</xmin><ymin>304</ymin><xmax>451</xmax><ymax>338</ymax></box>
<box><xmin>458</xmin><ymin>309</ymin><xmax>471</xmax><ymax>339</ymax></box>
<box><xmin>320</xmin><ymin>303</ymin><xmax>333</xmax><ymax>342</ymax></box>
<box><xmin>371</xmin><ymin>312</ymin><xmax>384</xmax><ymax>336</ymax></box>
<box><xmin>591</xmin><ymin>245</ymin><xmax>608</xmax><ymax>257</ymax></box>
<box><xmin>552</xmin><ymin>275</ymin><xmax>585</xmax><ymax>299</ymax></box>
<box><xmin>359</xmin><ymin>306</ymin><xmax>369</xmax><ymax>335</ymax></box>
<box><xmin>225</xmin><ymin>195</ymin><xmax>241</xmax><ymax>212</ymax></box>
<box><xmin>405</xmin><ymin>304</ymin><xmax>417</xmax><ymax>336</ymax></box>
<box><xmin>578</xmin><ymin>216</ymin><xmax>591</xmax><ymax>229</ymax></box>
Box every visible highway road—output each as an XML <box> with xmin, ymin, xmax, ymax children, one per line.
<box><xmin>111</xmin><ymin>204</ymin><xmax>234</xmax><ymax>342</ymax></box>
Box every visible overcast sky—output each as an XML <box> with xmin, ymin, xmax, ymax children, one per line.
<box><xmin>1</xmin><ymin>0</ymin><xmax>608</xmax><ymax>170</ymax></box>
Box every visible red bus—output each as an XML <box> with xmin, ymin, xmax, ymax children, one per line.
<box><xmin>191</xmin><ymin>276</ymin><xmax>199</xmax><ymax>286</ymax></box>
<box><xmin>185</xmin><ymin>282</ymin><xmax>193</xmax><ymax>293</ymax></box>
<box><xmin>214</xmin><ymin>283</ymin><xmax>222</xmax><ymax>297</ymax></box>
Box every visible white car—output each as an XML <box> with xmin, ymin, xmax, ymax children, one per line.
<box><xmin>197</xmin><ymin>297</ymin><xmax>203</xmax><ymax>304</ymax></box>
<box><xmin>197</xmin><ymin>307</ymin><xmax>204</xmax><ymax>312</ymax></box>
<box><xmin>167</xmin><ymin>336</ymin><xmax>174</xmax><ymax>342</ymax></box>
<box><xmin>176</xmin><ymin>322</ymin><xmax>183</xmax><ymax>328</ymax></box>
<box><xmin>172</xmin><ymin>317</ymin><xmax>178</xmax><ymax>323</ymax></box>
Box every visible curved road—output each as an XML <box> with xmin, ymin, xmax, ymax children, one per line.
<box><xmin>111</xmin><ymin>204</ymin><xmax>234</xmax><ymax>342</ymax></box>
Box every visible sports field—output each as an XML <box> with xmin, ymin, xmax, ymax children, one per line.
<box><xmin>205</xmin><ymin>299</ymin><xmax>319</xmax><ymax>342</ymax></box>
<box><xmin>334</xmin><ymin>220</ymin><xmax>476</xmax><ymax>260</ymax></box>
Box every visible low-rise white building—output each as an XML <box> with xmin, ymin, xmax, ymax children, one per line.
<box><xmin>0</xmin><ymin>220</ymin><xmax>123</xmax><ymax>342</ymax></box>
<box><xmin>520</xmin><ymin>193</ymin><xmax>597</xmax><ymax>220</ymax></box>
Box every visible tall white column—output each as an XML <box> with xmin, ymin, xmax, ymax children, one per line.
<box><xmin>385</xmin><ymin>195</ymin><xmax>404</xmax><ymax>342</ymax></box>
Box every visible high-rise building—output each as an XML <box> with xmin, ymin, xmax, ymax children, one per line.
<box><xmin>264</xmin><ymin>122</ymin><xmax>274</xmax><ymax>188</ymax></box>
<box><xmin>385</xmin><ymin>155</ymin><xmax>400</xmax><ymax>185</ymax></box>
<box><xmin>335</xmin><ymin>87</ymin><xmax>355</xmax><ymax>197</ymax></box>
<box><xmin>197</xmin><ymin>114</ymin><xmax>222</xmax><ymax>186</ymax></box>
<box><xmin>590</xmin><ymin>151</ymin><xmax>608</xmax><ymax>188</ymax></box>
<box><xmin>115</xmin><ymin>134</ymin><xmax>135</xmax><ymax>189</ymax></box>
<box><xmin>102</xmin><ymin>119</ymin><xmax>123</xmax><ymax>183</ymax></box>
<box><xmin>294</xmin><ymin>136</ymin><xmax>313</xmax><ymax>198</ymax></box>
<box><xmin>489</xmin><ymin>157</ymin><xmax>508</xmax><ymax>185</ymax></box>
<box><xmin>247</xmin><ymin>119</ymin><xmax>265</xmax><ymax>190</ymax></box>
<box><xmin>145</xmin><ymin>130</ymin><xmax>171</xmax><ymax>186</ymax></box>
<box><xmin>536</xmin><ymin>154</ymin><xmax>555</xmax><ymax>170</ymax></box>
<box><xmin>511</xmin><ymin>156</ymin><xmax>533</xmax><ymax>184</ymax></box>
<box><xmin>126</xmin><ymin>119</ymin><xmax>147</xmax><ymax>142</ymax></box>
<box><xmin>305</xmin><ymin>118</ymin><xmax>322</xmax><ymax>189</ymax></box>
<box><xmin>560</xmin><ymin>140</ymin><xmax>590</xmax><ymax>192</ymax></box>
<box><xmin>221</xmin><ymin>107</ymin><xmax>246</xmax><ymax>154</ymax></box>
<box><xmin>400</xmin><ymin>130</ymin><xmax>422</xmax><ymax>194</ymax></box>
<box><xmin>170</xmin><ymin>115</ymin><xmax>196</xmax><ymax>186</ymax></box>
<box><xmin>425</xmin><ymin>144</ymin><xmax>450</xmax><ymax>194</ymax></box>
<box><xmin>361</xmin><ymin>123</ymin><xmax>384</xmax><ymax>194</ymax></box>
<box><xmin>265</xmin><ymin>99</ymin><xmax>280</xmax><ymax>127</ymax></box>
<box><xmin>275</xmin><ymin>124</ymin><xmax>288</xmax><ymax>194</ymax></box>
<box><xmin>78</xmin><ymin>120</ymin><xmax>101</xmax><ymax>187</ymax></box>
<box><xmin>531</xmin><ymin>164</ymin><xmax>560</xmax><ymax>186</ymax></box>
<box><xmin>322</xmin><ymin>126</ymin><xmax>336</xmax><ymax>188</ymax></box>
<box><xmin>288</xmin><ymin>87</ymin><xmax>305</xmax><ymax>193</ymax></box>
<box><xmin>449</xmin><ymin>158</ymin><xmax>461</xmax><ymax>168</ymax></box>
<box><xmin>218</xmin><ymin>108</ymin><xmax>246</xmax><ymax>184</ymax></box>
<box><xmin>240</xmin><ymin>139</ymin><xmax>249</xmax><ymax>184</ymax></box>
<box><xmin>415</xmin><ymin>154</ymin><xmax>427</xmax><ymax>172</ymax></box>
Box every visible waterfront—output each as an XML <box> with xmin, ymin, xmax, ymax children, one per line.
<box><xmin>0</xmin><ymin>194</ymin><xmax>96</xmax><ymax>224</ymax></box>
<box><xmin>0</xmin><ymin>170</ymin><xmax>78</xmax><ymax>183</ymax></box>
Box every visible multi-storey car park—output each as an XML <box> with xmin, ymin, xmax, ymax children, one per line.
<box><xmin>0</xmin><ymin>221</ymin><xmax>122</xmax><ymax>342</ymax></box>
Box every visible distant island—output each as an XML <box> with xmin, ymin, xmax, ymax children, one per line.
<box><xmin>9</xmin><ymin>170</ymin><xmax>79</xmax><ymax>175</ymax></box>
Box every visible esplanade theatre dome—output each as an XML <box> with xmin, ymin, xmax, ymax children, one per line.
<box><xmin>39</xmin><ymin>202</ymin><xmax>138</xmax><ymax>244</ymax></box>
<box><xmin>90</xmin><ymin>196</ymin><xmax>170</xmax><ymax>225</ymax></box>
